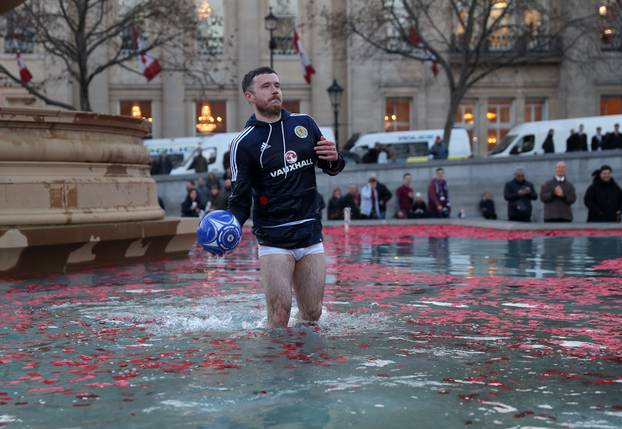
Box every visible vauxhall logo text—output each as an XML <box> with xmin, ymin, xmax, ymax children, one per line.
<box><xmin>269</xmin><ymin>159</ymin><xmax>313</xmax><ymax>177</ymax></box>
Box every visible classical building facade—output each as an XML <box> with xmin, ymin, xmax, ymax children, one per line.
<box><xmin>0</xmin><ymin>0</ymin><xmax>621</xmax><ymax>156</ymax></box>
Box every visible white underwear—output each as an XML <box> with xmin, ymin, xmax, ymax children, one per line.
<box><xmin>258</xmin><ymin>242</ymin><xmax>324</xmax><ymax>262</ymax></box>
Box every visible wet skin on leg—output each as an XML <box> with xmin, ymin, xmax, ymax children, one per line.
<box><xmin>260</xmin><ymin>254</ymin><xmax>295</xmax><ymax>328</ymax></box>
<box><xmin>293</xmin><ymin>253</ymin><xmax>326</xmax><ymax>323</ymax></box>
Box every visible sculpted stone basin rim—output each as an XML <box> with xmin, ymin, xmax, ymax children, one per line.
<box><xmin>0</xmin><ymin>107</ymin><xmax>197</xmax><ymax>277</ymax></box>
<box><xmin>0</xmin><ymin>107</ymin><xmax>163</xmax><ymax>226</ymax></box>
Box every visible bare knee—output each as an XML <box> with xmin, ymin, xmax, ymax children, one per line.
<box><xmin>268</xmin><ymin>301</ymin><xmax>291</xmax><ymax>328</ymax></box>
<box><xmin>301</xmin><ymin>306</ymin><xmax>322</xmax><ymax>322</ymax></box>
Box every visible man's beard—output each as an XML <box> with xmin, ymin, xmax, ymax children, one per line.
<box><xmin>256</xmin><ymin>98</ymin><xmax>281</xmax><ymax>117</ymax></box>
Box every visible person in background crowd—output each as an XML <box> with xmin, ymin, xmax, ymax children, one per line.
<box><xmin>542</xmin><ymin>129</ymin><xmax>555</xmax><ymax>153</ymax></box>
<box><xmin>223</xmin><ymin>178</ymin><xmax>232</xmax><ymax>199</ymax></box>
<box><xmin>222</xmin><ymin>149</ymin><xmax>231</xmax><ymax>174</ymax></box>
<box><xmin>206</xmin><ymin>171</ymin><xmax>221</xmax><ymax>189</ymax></box>
<box><xmin>412</xmin><ymin>192</ymin><xmax>427</xmax><ymax>218</ymax></box>
<box><xmin>361</xmin><ymin>142</ymin><xmax>381</xmax><ymax>163</ymax></box>
<box><xmin>360</xmin><ymin>174</ymin><xmax>382</xmax><ymax>219</ymax></box>
<box><xmin>504</xmin><ymin>167</ymin><xmax>538</xmax><ymax>222</ymax></box>
<box><xmin>341</xmin><ymin>183</ymin><xmax>361</xmax><ymax>220</ymax></box>
<box><xmin>540</xmin><ymin>161</ymin><xmax>576</xmax><ymax>222</ymax></box>
<box><xmin>604</xmin><ymin>123</ymin><xmax>622</xmax><ymax>150</ymax></box>
<box><xmin>189</xmin><ymin>148</ymin><xmax>208</xmax><ymax>173</ymax></box>
<box><xmin>395</xmin><ymin>173</ymin><xmax>414</xmax><ymax>219</ymax></box>
<box><xmin>208</xmin><ymin>184</ymin><xmax>228</xmax><ymax>211</ymax></box>
<box><xmin>196</xmin><ymin>177</ymin><xmax>210</xmax><ymax>208</ymax></box>
<box><xmin>429</xmin><ymin>136</ymin><xmax>449</xmax><ymax>160</ymax></box>
<box><xmin>479</xmin><ymin>192</ymin><xmax>497</xmax><ymax>220</ymax></box>
<box><xmin>428</xmin><ymin>167</ymin><xmax>451</xmax><ymax>218</ymax></box>
<box><xmin>327</xmin><ymin>188</ymin><xmax>344</xmax><ymax>220</ymax></box>
<box><xmin>181</xmin><ymin>188</ymin><xmax>205</xmax><ymax>217</ymax></box>
<box><xmin>577</xmin><ymin>124</ymin><xmax>588</xmax><ymax>151</ymax></box>
<box><xmin>584</xmin><ymin>165</ymin><xmax>622</xmax><ymax>222</ymax></box>
<box><xmin>376</xmin><ymin>174</ymin><xmax>393</xmax><ymax>218</ymax></box>
<box><xmin>316</xmin><ymin>191</ymin><xmax>326</xmax><ymax>219</ymax></box>
<box><xmin>566</xmin><ymin>129</ymin><xmax>580</xmax><ymax>152</ymax></box>
<box><xmin>591</xmin><ymin>127</ymin><xmax>605</xmax><ymax>151</ymax></box>
<box><xmin>152</xmin><ymin>152</ymin><xmax>173</xmax><ymax>175</ymax></box>
<box><xmin>185</xmin><ymin>180</ymin><xmax>196</xmax><ymax>194</ymax></box>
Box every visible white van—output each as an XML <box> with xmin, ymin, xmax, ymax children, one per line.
<box><xmin>144</xmin><ymin>133</ymin><xmax>239</xmax><ymax>175</ymax></box>
<box><xmin>146</xmin><ymin>127</ymin><xmax>336</xmax><ymax>175</ymax></box>
<box><xmin>489</xmin><ymin>115</ymin><xmax>622</xmax><ymax>157</ymax></box>
<box><xmin>350</xmin><ymin>128</ymin><xmax>472</xmax><ymax>163</ymax></box>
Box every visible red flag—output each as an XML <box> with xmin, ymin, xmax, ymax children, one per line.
<box><xmin>408</xmin><ymin>26</ymin><xmax>421</xmax><ymax>46</ymax></box>
<box><xmin>293</xmin><ymin>30</ymin><xmax>315</xmax><ymax>84</ymax></box>
<box><xmin>431</xmin><ymin>62</ymin><xmax>439</xmax><ymax>77</ymax></box>
<box><xmin>133</xmin><ymin>29</ymin><xmax>161</xmax><ymax>82</ymax></box>
<box><xmin>16</xmin><ymin>51</ymin><xmax>32</xmax><ymax>84</ymax></box>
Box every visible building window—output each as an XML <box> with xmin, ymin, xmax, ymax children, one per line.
<box><xmin>487</xmin><ymin>98</ymin><xmax>514</xmax><ymax>150</ymax></box>
<box><xmin>524</xmin><ymin>7</ymin><xmax>548</xmax><ymax>50</ymax></box>
<box><xmin>599</xmin><ymin>1</ymin><xmax>621</xmax><ymax>51</ymax></box>
<box><xmin>269</xmin><ymin>0</ymin><xmax>297</xmax><ymax>55</ymax></box>
<box><xmin>455</xmin><ymin>100</ymin><xmax>476</xmax><ymax>144</ymax></box>
<box><xmin>384</xmin><ymin>98</ymin><xmax>411</xmax><ymax>131</ymax></box>
<box><xmin>120</xmin><ymin>101</ymin><xmax>153</xmax><ymax>136</ymax></box>
<box><xmin>488</xmin><ymin>0</ymin><xmax>511</xmax><ymax>51</ymax></box>
<box><xmin>601</xmin><ymin>95</ymin><xmax>622</xmax><ymax>115</ymax></box>
<box><xmin>3</xmin><ymin>10</ymin><xmax>35</xmax><ymax>54</ymax></box>
<box><xmin>282</xmin><ymin>100</ymin><xmax>300</xmax><ymax>113</ymax></box>
<box><xmin>119</xmin><ymin>0</ymin><xmax>142</xmax><ymax>53</ymax></box>
<box><xmin>195</xmin><ymin>100</ymin><xmax>226</xmax><ymax>134</ymax></box>
<box><xmin>196</xmin><ymin>0</ymin><xmax>224</xmax><ymax>56</ymax></box>
<box><xmin>525</xmin><ymin>98</ymin><xmax>547</xmax><ymax>122</ymax></box>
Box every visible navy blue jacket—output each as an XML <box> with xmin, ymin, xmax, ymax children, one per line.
<box><xmin>228</xmin><ymin>110</ymin><xmax>345</xmax><ymax>249</ymax></box>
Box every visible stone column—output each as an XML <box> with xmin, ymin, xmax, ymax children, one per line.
<box><xmin>161</xmin><ymin>71</ymin><xmax>186</xmax><ymax>137</ymax></box>
<box><xmin>235</xmin><ymin>0</ymin><xmax>262</xmax><ymax>129</ymax></box>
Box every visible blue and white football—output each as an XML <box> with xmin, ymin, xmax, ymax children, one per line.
<box><xmin>197</xmin><ymin>210</ymin><xmax>242</xmax><ymax>256</ymax></box>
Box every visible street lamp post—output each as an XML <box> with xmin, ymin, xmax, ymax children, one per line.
<box><xmin>326</xmin><ymin>79</ymin><xmax>344</xmax><ymax>149</ymax></box>
<box><xmin>264</xmin><ymin>7</ymin><xmax>277</xmax><ymax>69</ymax></box>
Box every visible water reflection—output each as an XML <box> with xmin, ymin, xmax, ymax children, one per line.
<box><xmin>427</xmin><ymin>237</ymin><xmax>449</xmax><ymax>268</ymax></box>
<box><xmin>505</xmin><ymin>239</ymin><xmax>535</xmax><ymax>274</ymax></box>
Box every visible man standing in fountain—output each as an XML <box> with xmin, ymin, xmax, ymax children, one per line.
<box><xmin>228</xmin><ymin>67</ymin><xmax>345</xmax><ymax>328</ymax></box>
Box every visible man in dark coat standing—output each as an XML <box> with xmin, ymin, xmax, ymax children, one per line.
<box><xmin>576</xmin><ymin>124</ymin><xmax>588</xmax><ymax>152</ymax></box>
<box><xmin>504</xmin><ymin>167</ymin><xmax>538</xmax><ymax>222</ymax></box>
<box><xmin>566</xmin><ymin>129</ymin><xmax>581</xmax><ymax>152</ymax></box>
<box><xmin>591</xmin><ymin>127</ymin><xmax>605</xmax><ymax>151</ymax></box>
<box><xmin>542</xmin><ymin>129</ymin><xmax>555</xmax><ymax>153</ymax></box>
<box><xmin>584</xmin><ymin>165</ymin><xmax>622</xmax><ymax>222</ymax></box>
<box><xmin>540</xmin><ymin>161</ymin><xmax>576</xmax><ymax>222</ymax></box>
<box><xmin>604</xmin><ymin>123</ymin><xmax>622</xmax><ymax>150</ymax></box>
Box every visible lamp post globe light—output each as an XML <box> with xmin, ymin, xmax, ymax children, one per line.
<box><xmin>326</xmin><ymin>79</ymin><xmax>344</xmax><ymax>149</ymax></box>
<box><xmin>264</xmin><ymin>7</ymin><xmax>278</xmax><ymax>69</ymax></box>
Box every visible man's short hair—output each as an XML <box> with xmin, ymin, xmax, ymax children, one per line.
<box><xmin>435</xmin><ymin>167</ymin><xmax>444</xmax><ymax>173</ymax></box>
<box><xmin>241</xmin><ymin>66</ymin><xmax>277</xmax><ymax>93</ymax></box>
<box><xmin>403</xmin><ymin>173</ymin><xmax>411</xmax><ymax>179</ymax></box>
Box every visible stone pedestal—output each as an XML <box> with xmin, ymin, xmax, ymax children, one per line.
<box><xmin>0</xmin><ymin>108</ymin><xmax>197</xmax><ymax>277</ymax></box>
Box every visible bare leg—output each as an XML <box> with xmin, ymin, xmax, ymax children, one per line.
<box><xmin>293</xmin><ymin>253</ymin><xmax>326</xmax><ymax>323</ymax></box>
<box><xmin>260</xmin><ymin>254</ymin><xmax>295</xmax><ymax>328</ymax></box>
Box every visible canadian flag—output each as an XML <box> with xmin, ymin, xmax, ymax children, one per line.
<box><xmin>408</xmin><ymin>26</ymin><xmax>439</xmax><ymax>78</ymax></box>
<box><xmin>133</xmin><ymin>29</ymin><xmax>161</xmax><ymax>82</ymax></box>
<box><xmin>16</xmin><ymin>51</ymin><xmax>32</xmax><ymax>84</ymax></box>
<box><xmin>293</xmin><ymin>30</ymin><xmax>315</xmax><ymax>84</ymax></box>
